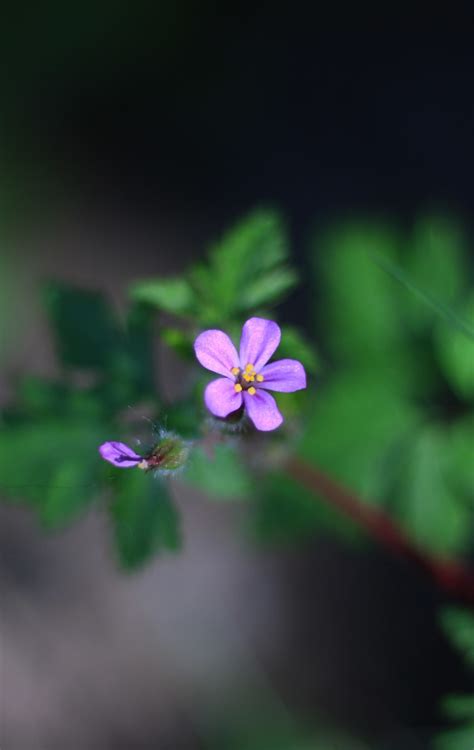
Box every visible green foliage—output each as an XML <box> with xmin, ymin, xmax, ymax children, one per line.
<box><xmin>131</xmin><ymin>276</ymin><xmax>195</xmax><ymax>316</ymax></box>
<box><xmin>253</xmin><ymin>471</ymin><xmax>361</xmax><ymax>546</ymax></box>
<box><xmin>405</xmin><ymin>216</ymin><xmax>467</xmax><ymax>332</ymax></box>
<box><xmin>440</xmin><ymin>608</ymin><xmax>474</xmax><ymax>667</ymax></box>
<box><xmin>45</xmin><ymin>282</ymin><xmax>121</xmax><ymax>369</ymax></box>
<box><xmin>436</xmin><ymin>609</ymin><xmax>474</xmax><ymax>750</ymax></box>
<box><xmin>186</xmin><ymin>444</ymin><xmax>252</xmax><ymax>499</ymax></box>
<box><xmin>110</xmin><ymin>469</ymin><xmax>180</xmax><ymax>569</ymax></box>
<box><xmin>436</xmin><ymin>296</ymin><xmax>474</xmax><ymax>400</ymax></box>
<box><xmin>278</xmin><ymin>325</ymin><xmax>319</xmax><ymax>374</ymax></box>
<box><xmin>0</xmin><ymin>418</ymin><xmax>103</xmax><ymax>512</ymax></box>
<box><xmin>396</xmin><ymin>427</ymin><xmax>471</xmax><ymax>555</ymax></box>
<box><xmin>316</xmin><ymin>222</ymin><xmax>403</xmax><ymax>361</ymax></box>
<box><xmin>130</xmin><ymin>210</ymin><xmax>298</xmax><ymax>333</ymax></box>
<box><xmin>299</xmin><ymin>371</ymin><xmax>419</xmax><ymax>501</ymax></box>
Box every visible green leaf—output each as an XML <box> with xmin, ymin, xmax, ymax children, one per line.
<box><xmin>44</xmin><ymin>282</ymin><xmax>121</xmax><ymax>369</ymax></box>
<box><xmin>190</xmin><ymin>210</ymin><xmax>294</xmax><ymax>323</ymax></box>
<box><xmin>299</xmin><ymin>371</ymin><xmax>419</xmax><ymax>501</ymax></box>
<box><xmin>375</xmin><ymin>256</ymin><xmax>474</xmax><ymax>343</ymax></box>
<box><xmin>253</xmin><ymin>471</ymin><xmax>361</xmax><ymax>547</ymax></box>
<box><xmin>435</xmin><ymin>296</ymin><xmax>474</xmax><ymax>400</ymax></box>
<box><xmin>0</xmin><ymin>419</ymin><xmax>103</xmax><ymax>508</ymax></box>
<box><xmin>161</xmin><ymin>327</ymin><xmax>194</xmax><ymax>359</ymax></box>
<box><xmin>130</xmin><ymin>276</ymin><xmax>195</xmax><ymax>316</ymax></box>
<box><xmin>434</xmin><ymin>725</ymin><xmax>474</xmax><ymax>750</ymax></box>
<box><xmin>110</xmin><ymin>469</ymin><xmax>180</xmax><ymax>569</ymax></box>
<box><xmin>440</xmin><ymin>607</ymin><xmax>474</xmax><ymax>666</ymax></box>
<box><xmin>442</xmin><ymin>694</ymin><xmax>474</xmax><ymax>721</ymax></box>
<box><xmin>238</xmin><ymin>266</ymin><xmax>298</xmax><ymax>310</ymax></box>
<box><xmin>278</xmin><ymin>326</ymin><xmax>319</xmax><ymax>374</ymax></box>
<box><xmin>41</xmin><ymin>458</ymin><xmax>97</xmax><ymax>529</ymax></box>
<box><xmin>185</xmin><ymin>444</ymin><xmax>251</xmax><ymax>499</ymax></box>
<box><xmin>396</xmin><ymin>427</ymin><xmax>471</xmax><ymax>555</ymax></box>
<box><xmin>445</xmin><ymin>416</ymin><xmax>474</xmax><ymax>498</ymax></box>
<box><xmin>315</xmin><ymin>222</ymin><xmax>404</xmax><ymax>361</ymax></box>
<box><xmin>404</xmin><ymin>215</ymin><xmax>467</xmax><ymax>332</ymax></box>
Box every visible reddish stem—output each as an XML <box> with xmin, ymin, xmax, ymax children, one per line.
<box><xmin>286</xmin><ymin>457</ymin><xmax>474</xmax><ymax>605</ymax></box>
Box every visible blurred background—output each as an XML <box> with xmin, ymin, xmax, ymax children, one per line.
<box><xmin>1</xmin><ymin>15</ymin><xmax>474</xmax><ymax>750</ymax></box>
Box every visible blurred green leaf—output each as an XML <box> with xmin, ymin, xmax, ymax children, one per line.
<box><xmin>130</xmin><ymin>276</ymin><xmax>195</xmax><ymax>316</ymax></box>
<box><xmin>239</xmin><ymin>266</ymin><xmax>298</xmax><ymax>311</ymax></box>
<box><xmin>440</xmin><ymin>607</ymin><xmax>474</xmax><ymax>666</ymax></box>
<box><xmin>186</xmin><ymin>444</ymin><xmax>251</xmax><ymax>499</ymax></box>
<box><xmin>375</xmin><ymin>256</ymin><xmax>474</xmax><ymax>343</ymax></box>
<box><xmin>41</xmin><ymin>458</ymin><xmax>97</xmax><ymax>529</ymax></box>
<box><xmin>278</xmin><ymin>326</ymin><xmax>319</xmax><ymax>374</ymax></box>
<box><xmin>110</xmin><ymin>469</ymin><xmax>180</xmax><ymax>569</ymax></box>
<box><xmin>316</xmin><ymin>222</ymin><xmax>404</xmax><ymax>361</ymax></box>
<box><xmin>445</xmin><ymin>416</ymin><xmax>474</xmax><ymax>499</ymax></box>
<box><xmin>442</xmin><ymin>694</ymin><xmax>474</xmax><ymax>721</ymax></box>
<box><xmin>161</xmin><ymin>327</ymin><xmax>194</xmax><ymax>359</ymax></box>
<box><xmin>45</xmin><ymin>282</ymin><xmax>121</xmax><ymax>369</ymax></box>
<box><xmin>253</xmin><ymin>471</ymin><xmax>361</xmax><ymax>547</ymax></box>
<box><xmin>397</xmin><ymin>427</ymin><xmax>471</xmax><ymax>555</ymax></box>
<box><xmin>434</xmin><ymin>725</ymin><xmax>474</xmax><ymax>750</ymax></box>
<box><xmin>435</xmin><ymin>296</ymin><xmax>474</xmax><ymax>400</ymax></box>
<box><xmin>404</xmin><ymin>215</ymin><xmax>467</xmax><ymax>332</ymax></box>
<box><xmin>299</xmin><ymin>371</ymin><xmax>419</xmax><ymax>501</ymax></box>
<box><xmin>0</xmin><ymin>419</ymin><xmax>103</xmax><ymax>510</ymax></box>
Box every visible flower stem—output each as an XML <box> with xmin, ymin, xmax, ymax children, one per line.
<box><xmin>285</xmin><ymin>456</ymin><xmax>474</xmax><ymax>605</ymax></box>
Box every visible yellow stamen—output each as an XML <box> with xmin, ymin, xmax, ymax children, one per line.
<box><xmin>243</xmin><ymin>373</ymin><xmax>253</xmax><ymax>382</ymax></box>
<box><xmin>234</xmin><ymin>383</ymin><xmax>243</xmax><ymax>393</ymax></box>
<box><xmin>256</xmin><ymin>374</ymin><xmax>264</xmax><ymax>382</ymax></box>
<box><xmin>231</xmin><ymin>367</ymin><xmax>240</xmax><ymax>375</ymax></box>
<box><xmin>248</xmin><ymin>386</ymin><xmax>256</xmax><ymax>395</ymax></box>
<box><xmin>245</xmin><ymin>363</ymin><xmax>255</xmax><ymax>373</ymax></box>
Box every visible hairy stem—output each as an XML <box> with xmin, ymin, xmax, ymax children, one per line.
<box><xmin>286</xmin><ymin>456</ymin><xmax>474</xmax><ymax>605</ymax></box>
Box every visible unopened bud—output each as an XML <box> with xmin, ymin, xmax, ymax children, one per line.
<box><xmin>137</xmin><ymin>432</ymin><xmax>189</xmax><ymax>474</ymax></box>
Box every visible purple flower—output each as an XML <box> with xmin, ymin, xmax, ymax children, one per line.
<box><xmin>194</xmin><ymin>317</ymin><xmax>307</xmax><ymax>431</ymax></box>
<box><xmin>99</xmin><ymin>441</ymin><xmax>143</xmax><ymax>468</ymax></box>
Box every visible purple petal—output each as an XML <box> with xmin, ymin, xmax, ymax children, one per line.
<box><xmin>194</xmin><ymin>329</ymin><xmax>240</xmax><ymax>377</ymax></box>
<box><xmin>243</xmin><ymin>389</ymin><xmax>283</xmax><ymax>431</ymax></box>
<box><xmin>259</xmin><ymin>359</ymin><xmax>307</xmax><ymax>392</ymax></box>
<box><xmin>239</xmin><ymin>317</ymin><xmax>281</xmax><ymax>371</ymax></box>
<box><xmin>99</xmin><ymin>441</ymin><xmax>142</xmax><ymax>468</ymax></box>
<box><xmin>204</xmin><ymin>377</ymin><xmax>243</xmax><ymax>418</ymax></box>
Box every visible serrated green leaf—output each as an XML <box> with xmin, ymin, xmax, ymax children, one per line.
<box><xmin>238</xmin><ymin>266</ymin><xmax>298</xmax><ymax>310</ymax></box>
<box><xmin>397</xmin><ymin>427</ymin><xmax>471</xmax><ymax>555</ymax></box>
<box><xmin>130</xmin><ymin>276</ymin><xmax>195</xmax><ymax>316</ymax></box>
<box><xmin>435</xmin><ymin>296</ymin><xmax>474</xmax><ymax>401</ymax></box>
<box><xmin>404</xmin><ymin>215</ymin><xmax>467</xmax><ymax>332</ymax></box>
<box><xmin>315</xmin><ymin>222</ymin><xmax>404</xmax><ymax>360</ymax></box>
<box><xmin>185</xmin><ymin>444</ymin><xmax>251</xmax><ymax>499</ymax></box>
<box><xmin>190</xmin><ymin>210</ymin><xmax>294</xmax><ymax>323</ymax></box>
<box><xmin>110</xmin><ymin>469</ymin><xmax>180</xmax><ymax>569</ymax></box>
<box><xmin>278</xmin><ymin>326</ymin><xmax>319</xmax><ymax>374</ymax></box>
<box><xmin>45</xmin><ymin>282</ymin><xmax>121</xmax><ymax>369</ymax></box>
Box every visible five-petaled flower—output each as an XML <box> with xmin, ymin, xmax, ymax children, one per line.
<box><xmin>194</xmin><ymin>317</ymin><xmax>306</xmax><ymax>431</ymax></box>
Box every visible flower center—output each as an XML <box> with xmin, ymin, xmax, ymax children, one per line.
<box><xmin>230</xmin><ymin>364</ymin><xmax>264</xmax><ymax>395</ymax></box>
